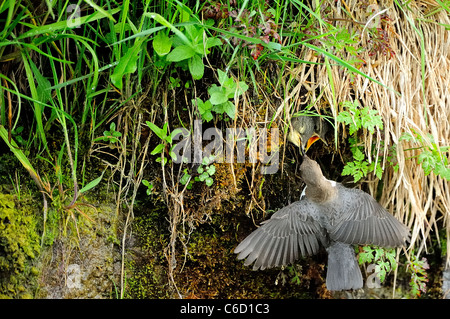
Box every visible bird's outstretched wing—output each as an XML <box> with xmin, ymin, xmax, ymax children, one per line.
<box><xmin>330</xmin><ymin>187</ymin><xmax>411</xmax><ymax>247</ymax></box>
<box><xmin>234</xmin><ymin>200</ymin><xmax>327</xmax><ymax>270</ymax></box>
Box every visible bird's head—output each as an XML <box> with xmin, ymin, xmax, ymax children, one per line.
<box><xmin>288</xmin><ymin>116</ymin><xmax>328</xmax><ymax>156</ymax></box>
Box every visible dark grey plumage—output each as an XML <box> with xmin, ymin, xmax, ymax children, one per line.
<box><xmin>235</xmin><ymin>200</ymin><xmax>327</xmax><ymax>271</ymax></box>
<box><xmin>326</xmin><ymin>242</ymin><xmax>363</xmax><ymax>291</ymax></box>
<box><xmin>234</xmin><ymin>156</ymin><xmax>410</xmax><ymax>291</ymax></box>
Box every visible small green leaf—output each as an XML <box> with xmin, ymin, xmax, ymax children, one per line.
<box><xmin>222</xmin><ymin>101</ymin><xmax>236</xmax><ymax>119</ymax></box>
<box><xmin>374</xmin><ymin>248</ymin><xmax>385</xmax><ymax>262</ymax></box>
<box><xmin>202</xmin><ymin>111</ymin><xmax>213</xmax><ymax>122</ymax></box>
<box><xmin>217</xmin><ymin>69</ymin><xmax>227</xmax><ymax>86</ymax></box>
<box><xmin>436</xmin><ymin>164</ymin><xmax>450</xmax><ymax>180</ymax></box>
<box><xmin>374</xmin><ymin>162</ymin><xmax>383</xmax><ymax>180</ymax></box>
<box><xmin>418</xmin><ymin>151</ymin><xmax>435</xmax><ymax>175</ymax></box>
<box><xmin>147</xmin><ymin>121</ymin><xmax>167</xmax><ymax>140</ymax></box>
<box><xmin>209</xmin><ymin>86</ymin><xmax>228</xmax><ymax>105</ymax></box>
<box><xmin>153</xmin><ymin>31</ymin><xmax>172</xmax><ymax>56</ymax></box>
<box><xmin>180</xmin><ymin>172</ymin><xmax>191</xmax><ymax>185</ymax></box>
<box><xmin>169</xmin><ymin>150</ymin><xmax>177</xmax><ymax>161</ymax></box>
<box><xmin>151</xmin><ymin>143</ymin><xmax>165</xmax><ymax>155</ymax></box>
<box><xmin>166</xmin><ymin>44</ymin><xmax>195</xmax><ymax>62</ymax></box>
<box><xmin>196</xmin><ymin>98</ymin><xmax>214</xmax><ymax>122</ymax></box>
<box><xmin>188</xmin><ymin>54</ymin><xmax>204</xmax><ymax>80</ymax></box>
<box><xmin>206</xmin><ymin>37</ymin><xmax>222</xmax><ymax>49</ymax></box>
<box><xmin>155</xmin><ymin>156</ymin><xmax>168</xmax><ymax>166</ymax></box>
<box><xmin>342</xmin><ymin>162</ymin><xmax>356</xmax><ymax>176</ymax></box>
<box><xmin>223</xmin><ymin>77</ymin><xmax>237</xmax><ymax>97</ymax></box>
<box><xmin>207</xmin><ymin>165</ymin><xmax>216</xmax><ymax>175</ymax></box>
<box><xmin>358</xmin><ymin>246</ymin><xmax>375</xmax><ymax>265</ymax></box>
<box><xmin>111</xmin><ymin>38</ymin><xmax>145</xmax><ymax>90</ymax></box>
<box><xmin>193</xmin><ymin>42</ymin><xmax>206</xmax><ymax>55</ymax></box>
<box><xmin>353</xmin><ymin>148</ymin><xmax>365</xmax><ymax>161</ymax></box>
<box><xmin>236</xmin><ymin>81</ymin><xmax>249</xmax><ymax>96</ymax></box>
<box><xmin>184</xmin><ymin>24</ymin><xmax>202</xmax><ymax>43</ymax></box>
<box><xmin>205</xmin><ymin>177</ymin><xmax>214</xmax><ymax>187</ymax></box>
<box><xmin>79</xmin><ymin>171</ymin><xmax>105</xmax><ymax>194</ymax></box>
<box><xmin>202</xmin><ymin>156</ymin><xmax>210</xmax><ymax>166</ymax></box>
<box><xmin>170</xmin><ymin>128</ymin><xmax>184</xmax><ymax>140</ymax></box>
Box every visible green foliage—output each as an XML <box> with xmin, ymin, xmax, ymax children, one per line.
<box><xmin>111</xmin><ymin>37</ymin><xmax>147</xmax><ymax>90</ymax></box>
<box><xmin>341</xmin><ymin>137</ymin><xmax>383</xmax><ymax>182</ymax></box>
<box><xmin>180</xmin><ymin>169</ymin><xmax>193</xmax><ymax>189</ymax></box>
<box><xmin>193</xmin><ymin>98</ymin><xmax>214</xmax><ymax>122</ymax></box>
<box><xmin>11</xmin><ymin>126</ymin><xmax>27</xmax><ymax>148</ymax></box>
<box><xmin>400</xmin><ymin>130</ymin><xmax>450</xmax><ymax>180</ymax></box>
<box><xmin>208</xmin><ymin>69</ymin><xmax>249</xmax><ymax>119</ymax></box>
<box><xmin>0</xmin><ymin>194</ymin><xmax>40</xmax><ymax>298</ymax></box>
<box><xmin>406</xmin><ymin>253</ymin><xmax>430</xmax><ymax>298</ymax></box>
<box><xmin>168</xmin><ymin>76</ymin><xmax>181</xmax><ymax>90</ymax></box>
<box><xmin>152</xmin><ymin>31</ymin><xmax>172</xmax><ymax>57</ymax></box>
<box><xmin>150</xmin><ymin>8</ymin><xmax>221</xmax><ymax>80</ymax></box>
<box><xmin>337</xmin><ymin>100</ymin><xmax>384</xmax><ymax>135</ymax></box>
<box><xmin>96</xmin><ymin>122</ymin><xmax>122</xmax><ymax>144</ymax></box>
<box><xmin>146</xmin><ymin>121</ymin><xmax>182</xmax><ymax>166</ymax></box>
<box><xmin>287</xmin><ymin>264</ymin><xmax>303</xmax><ymax>286</ymax></box>
<box><xmin>337</xmin><ymin>101</ymin><xmax>384</xmax><ymax>182</ymax></box>
<box><xmin>142</xmin><ymin>180</ymin><xmax>154</xmax><ymax>196</ymax></box>
<box><xmin>196</xmin><ymin>156</ymin><xmax>216</xmax><ymax>187</ymax></box>
<box><xmin>180</xmin><ymin>155</ymin><xmax>216</xmax><ymax>189</ymax></box>
<box><xmin>358</xmin><ymin>246</ymin><xmax>397</xmax><ymax>283</ymax></box>
<box><xmin>321</xmin><ymin>26</ymin><xmax>364</xmax><ymax>63</ymax></box>
<box><xmin>194</xmin><ymin>69</ymin><xmax>249</xmax><ymax>121</ymax></box>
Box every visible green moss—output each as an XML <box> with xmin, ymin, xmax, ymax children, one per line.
<box><xmin>125</xmin><ymin>259</ymin><xmax>169</xmax><ymax>299</ymax></box>
<box><xmin>0</xmin><ymin>193</ymin><xmax>40</xmax><ymax>298</ymax></box>
<box><xmin>125</xmin><ymin>167</ymin><xmax>329</xmax><ymax>299</ymax></box>
<box><xmin>124</xmin><ymin>201</ymin><xmax>170</xmax><ymax>299</ymax></box>
<box><xmin>173</xmin><ymin>210</ymin><xmax>321</xmax><ymax>299</ymax></box>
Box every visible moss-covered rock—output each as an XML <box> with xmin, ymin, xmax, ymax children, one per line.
<box><xmin>36</xmin><ymin>200</ymin><xmax>120</xmax><ymax>299</ymax></box>
<box><xmin>0</xmin><ymin>193</ymin><xmax>40</xmax><ymax>298</ymax></box>
<box><xmin>124</xmin><ymin>200</ymin><xmax>170</xmax><ymax>299</ymax></box>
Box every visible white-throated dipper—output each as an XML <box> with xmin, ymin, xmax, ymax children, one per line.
<box><xmin>234</xmin><ymin>156</ymin><xmax>410</xmax><ymax>291</ymax></box>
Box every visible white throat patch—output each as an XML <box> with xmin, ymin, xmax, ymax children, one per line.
<box><xmin>300</xmin><ymin>186</ymin><xmax>307</xmax><ymax>200</ymax></box>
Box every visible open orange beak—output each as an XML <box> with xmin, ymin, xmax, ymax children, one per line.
<box><xmin>306</xmin><ymin>135</ymin><xmax>320</xmax><ymax>152</ymax></box>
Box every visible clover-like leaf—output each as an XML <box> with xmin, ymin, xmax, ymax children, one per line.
<box><xmin>205</xmin><ymin>177</ymin><xmax>214</xmax><ymax>187</ymax></box>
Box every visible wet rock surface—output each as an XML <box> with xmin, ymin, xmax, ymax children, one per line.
<box><xmin>36</xmin><ymin>202</ymin><xmax>120</xmax><ymax>299</ymax></box>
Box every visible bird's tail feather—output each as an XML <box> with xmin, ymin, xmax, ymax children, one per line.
<box><xmin>326</xmin><ymin>242</ymin><xmax>363</xmax><ymax>291</ymax></box>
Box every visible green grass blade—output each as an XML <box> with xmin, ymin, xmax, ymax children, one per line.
<box><xmin>84</xmin><ymin>0</ymin><xmax>117</xmax><ymax>23</ymax></box>
<box><xmin>0</xmin><ymin>125</ymin><xmax>42</xmax><ymax>188</ymax></box>
<box><xmin>79</xmin><ymin>170</ymin><xmax>105</xmax><ymax>194</ymax></box>
<box><xmin>145</xmin><ymin>12</ymin><xmax>194</xmax><ymax>49</ymax></box>
<box><xmin>18</xmin><ymin>7</ymin><xmax>121</xmax><ymax>40</ymax></box>
<box><xmin>20</xmin><ymin>50</ymin><xmax>49</xmax><ymax>155</ymax></box>
<box><xmin>111</xmin><ymin>37</ymin><xmax>146</xmax><ymax>90</ymax></box>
